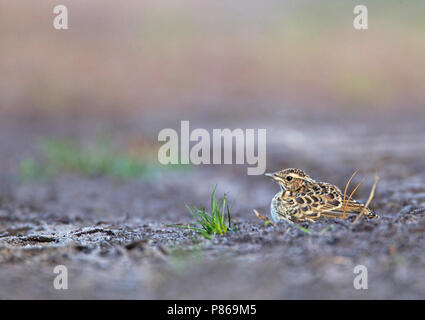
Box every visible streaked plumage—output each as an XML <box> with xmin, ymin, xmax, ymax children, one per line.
<box><xmin>266</xmin><ymin>168</ymin><xmax>378</xmax><ymax>223</ymax></box>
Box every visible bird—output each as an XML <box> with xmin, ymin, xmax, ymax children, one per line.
<box><xmin>265</xmin><ymin>168</ymin><xmax>378</xmax><ymax>223</ymax></box>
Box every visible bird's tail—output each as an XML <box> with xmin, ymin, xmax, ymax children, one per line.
<box><xmin>344</xmin><ymin>200</ymin><xmax>378</xmax><ymax>218</ymax></box>
<box><xmin>323</xmin><ymin>200</ymin><xmax>378</xmax><ymax>219</ymax></box>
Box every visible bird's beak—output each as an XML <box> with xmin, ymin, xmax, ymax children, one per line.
<box><xmin>265</xmin><ymin>172</ymin><xmax>285</xmax><ymax>191</ymax></box>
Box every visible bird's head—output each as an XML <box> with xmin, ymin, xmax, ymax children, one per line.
<box><xmin>265</xmin><ymin>168</ymin><xmax>313</xmax><ymax>192</ymax></box>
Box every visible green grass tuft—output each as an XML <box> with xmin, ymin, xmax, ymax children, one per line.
<box><xmin>171</xmin><ymin>186</ymin><xmax>233</xmax><ymax>240</ymax></box>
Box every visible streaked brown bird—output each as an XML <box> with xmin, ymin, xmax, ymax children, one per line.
<box><xmin>265</xmin><ymin>168</ymin><xmax>378</xmax><ymax>223</ymax></box>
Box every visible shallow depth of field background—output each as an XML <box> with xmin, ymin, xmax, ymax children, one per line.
<box><xmin>2</xmin><ymin>0</ymin><xmax>425</xmax><ymax>115</ymax></box>
<box><xmin>1</xmin><ymin>0</ymin><xmax>425</xmax><ymax>299</ymax></box>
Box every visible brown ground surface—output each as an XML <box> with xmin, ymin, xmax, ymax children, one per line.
<box><xmin>1</xmin><ymin>108</ymin><xmax>424</xmax><ymax>299</ymax></box>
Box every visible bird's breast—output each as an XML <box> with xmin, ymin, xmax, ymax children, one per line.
<box><xmin>270</xmin><ymin>192</ymin><xmax>283</xmax><ymax>223</ymax></box>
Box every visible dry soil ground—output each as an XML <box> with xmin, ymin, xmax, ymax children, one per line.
<box><xmin>0</xmin><ymin>109</ymin><xmax>425</xmax><ymax>299</ymax></box>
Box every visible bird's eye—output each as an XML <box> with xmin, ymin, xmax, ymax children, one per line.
<box><xmin>286</xmin><ymin>176</ymin><xmax>293</xmax><ymax>181</ymax></box>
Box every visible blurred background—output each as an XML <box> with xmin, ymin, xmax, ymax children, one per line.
<box><xmin>1</xmin><ymin>0</ymin><xmax>425</xmax><ymax>299</ymax></box>
<box><xmin>1</xmin><ymin>0</ymin><xmax>424</xmax><ymax>187</ymax></box>
<box><xmin>2</xmin><ymin>0</ymin><xmax>425</xmax><ymax>114</ymax></box>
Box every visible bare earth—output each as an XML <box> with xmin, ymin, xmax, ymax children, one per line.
<box><xmin>1</xmin><ymin>109</ymin><xmax>425</xmax><ymax>299</ymax></box>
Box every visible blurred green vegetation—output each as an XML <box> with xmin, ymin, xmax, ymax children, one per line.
<box><xmin>19</xmin><ymin>158</ymin><xmax>47</xmax><ymax>182</ymax></box>
<box><xmin>168</xmin><ymin>247</ymin><xmax>204</xmax><ymax>274</ymax></box>
<box><xmin>19</xmin><ymin>137</ymin><xmax>188</xmax><ymax>182</ymax></box>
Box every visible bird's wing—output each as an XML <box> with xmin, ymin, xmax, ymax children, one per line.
<box><xmin>296</xmin><ymin>182</ymin><xmax>371</xmax><ymax>218</ymax></box>
<box><xmin>294</xmin><ymin>182</ymin><xmax>342</xmax><ymax>210</ymax></box>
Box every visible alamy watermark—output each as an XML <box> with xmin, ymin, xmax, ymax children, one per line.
<box><xmin>353</xmin><ymin>5</ymin><xmax>368</xmax><ymax>30</ymax></box>
<box><xmin>158</xmin><ymin>121</ymin><xmax>266</xmax><ymax>175</ymax></box>
<box><xmin>51</xmin><ymin>5</ymin><xmax>369</xmax><ymax>31</ymax></box>
<box><xmin>353</xmin><ymin>265</ymin><xmax>368</xmax><ymax>290</ymax></box>
<box><xmin>53</xmin><ymin>5</ymin><xmax>68</xmax><ymax>30</ymax></box>
<box><xmin>53</xmin><ymin>265</ymin><xmax>68</xmax><ymax>290</ymax></box>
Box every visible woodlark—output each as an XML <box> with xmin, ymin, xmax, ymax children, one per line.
<box><xmin>266</xmin><ymin>168</ymin><xmax>378</xmax><ymax>223</ymax></box>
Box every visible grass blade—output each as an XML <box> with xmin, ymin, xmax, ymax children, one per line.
<box><xmin>171</xmin><ymin>186</ymin><xmax>232</xmax><ymax>239</ymax></box>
